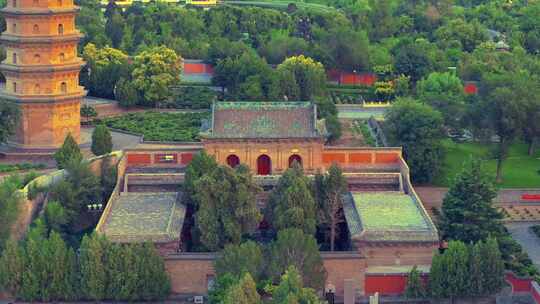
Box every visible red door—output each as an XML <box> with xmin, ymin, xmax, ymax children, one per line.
<box><xmin>257</xmin><ymin>155</ymin><xmax>271</xmax><ymax>175</ymax></box>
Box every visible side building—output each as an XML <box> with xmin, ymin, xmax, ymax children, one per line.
<box><xmin>96</xmin><ymin>101</ymin><xmax>439</xmax><ymax>297</ymax></box>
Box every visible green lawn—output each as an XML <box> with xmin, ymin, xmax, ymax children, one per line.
<box><xmin>433</xmin><ymin>140</ymin><xmax>540</xmax><ymax>188</ymax></box>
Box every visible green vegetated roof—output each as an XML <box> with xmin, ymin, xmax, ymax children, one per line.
<box><xmin>102</xmin><ymin>192</ymin><xmax>185</xmax><ymax>243</ymax></box>
<box><xmin>343</xmin><ymin>191</ymin><xmax>438</xmax><ymax>242</ymax></box>
<box><xmin>206</xmin><ymin>101</ymin><xmax>322</xmax><ymax>139</ymax></box>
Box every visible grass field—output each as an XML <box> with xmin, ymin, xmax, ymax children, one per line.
<box><xmin>433</xmin><ymin>140</ymin><xmax>540</xmax><ymax>188</ymax></box>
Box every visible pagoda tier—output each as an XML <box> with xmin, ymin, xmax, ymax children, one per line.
<box><xmin>0</xmin><ymin>0</ymin><xmax>85</xmax><ymax>149</ymax></box>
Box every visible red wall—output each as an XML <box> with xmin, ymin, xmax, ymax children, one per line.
<box><xmin>322</xmin><ymin>153</ymin><xmax>346</xmax><ymax>164</ymax></box>
<box><xmin>506</xmin><ymin>273</ymin><xmax>532</xmax><ymax>292</ymax></box>
<box><xmin>349</xmin><ymin>153</ymin><xmax>372</xmax><ymax>164</ymax></box>
<box><xmin>365</xmin><ymin>275</ymin><xmax>408</xmax><ymax>295</ymax></box>
<box><xmin>184</xmin><ymin>63</ymin><xmax>214</xmax><ymax>75</ymax></box>
<box><xmin>181</xmin><ymin>153</ymin><xmax>194</xmax><ymax>165</ymax></box>
<box><xmin>375</xmin><ymin>153</ymin><xmax>399</xmax><ymax>164</ymax></box>
<box><xmin>127</xmin><ymin>153</ymin><xmax>152</xmax><ymax>165</ymax></box>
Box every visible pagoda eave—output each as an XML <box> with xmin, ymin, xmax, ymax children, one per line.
<box><xmin>0</xmin><ymin>33</ymin><xmax>83</xmax><ymax>44</ymax></box>
<box><xmin>0</xmin><ymin>90</ymin><xmax>87</xmax><ymax>103</ymax></box>
<box><xmin>0</xmin><ymin>61</ymin><xmax>86</xmax><ymax>73</ymax></box>
<box><xmin>1</xmin><ymin>6</ymin><xmax>80</xmax><ymax>15</ymax></box>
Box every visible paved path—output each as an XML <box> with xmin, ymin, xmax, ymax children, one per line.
<box><xmin>505</xmin><ymin>222</ymin><xmax>540</xmax><ymax>269</ymax></box>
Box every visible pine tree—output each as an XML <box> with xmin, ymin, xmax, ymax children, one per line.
<box><xmin>79</xmin><ymin>233</ymin><xmax>108</xmax><ymax>301</ymax></box>
<box><xmin>91</xmin><ymin>124</ymin><xmax>113</xmax><ymax>156</ymax></box>
<box><xmin>223</xmin><ymin>273</ymin><xmax>261</xmax><ymax>304</ymax></box>
<box><xmin>481</xmin><ymin>237</ymin><xmax>505</xmax><ymax>294</ymax></box>
<box><xmin>183</xmin><ymin>151</ymin><xmax>218</xmax><ymax>210</ymax></box>
<box><xmin>53</xmin><ymin>133</ymin><xmax>82</xmax><ymax>169</ymax></box>
<box><xmin>20</xmin><ymin>231</ymin><xmax>44</xmax><ymax>301</ymax></box>
<box><xmin>215</xmin><ymin>241</ymin><xmax>264</xmax><ymax>282</ymax></box>
<box><xmin>405</xmin><ymin>265</ymin><xmax>426</xmax><ymax>298</ymax></box>
<box><xmin>439</xmin><ymin>160</ymin><xmax>503</xmax><ymax>243</ymax></box>
<box><xmin>47</xmin><ymin>231</ymin><xmax>75</xmax><ymax>301</ymax></box>
<box><xmin>446</xmin><ymin>241</ymin><xmax>470</xmax><ymax>300</ymax></box>
<box><xmin>467</xmin><ymin>241</ymin><xmax>484</xmax><ymax>297</ymax></box>
<box><xmin>268</xmin><ymin>228</ymin><xmax>327</xmax><ymax>290</ymax></box>
<box><xmin>271</xmin><ymin>266</ymin><xmax>324</xmax><ymax>304</ymax></box>
<box><xmin>0</xmin><ymin>239</ymin><xmax>25</xmax><ymax>297</ymax></box>
<box><xmin>267</xmin><ymin>164</ymin><xmax>317</xmax><ymax>236</ymax></box>
<box><xmin>429</xmin><ymin>253</ymin><xmax>447</xmax><ymax>299</ymax></box>
<box><xmin>105</xmin><ymin>243</ymin><xmax>124</xmax><ymax>300</ymax></box>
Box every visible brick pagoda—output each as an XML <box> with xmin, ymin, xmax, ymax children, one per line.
<box><xmin>0</xmin><ymin>0</ymin><xmax>85</xmax><ymax>149</ymax></box>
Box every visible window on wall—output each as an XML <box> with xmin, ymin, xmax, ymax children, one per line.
<box><xmin>33</xmin><ymin>0</ymin><xmax>39</xmax><ymax>5</ymax></box>
<box><xmin>33</xmin><ymin>24</ymin><xmax>39</xmax><ymax>34</ymax></box>
<box><xmin>34</xmin><ymin>84</ymin><xmax>40</xmax><ymax>94</ymax></box>
<box><xmin>34</xmin><ymin>54</ymin><xmax>40</xmax><ymax>63</ymax></box>
<box><xmin>58</xmin><ymin>24</ymin><xmax>64</xmax><ymax>35</ymax></box>
<box><xmin>59</xmin><ymin>53</ymin><xmax>65</xmax><ymax>61</ymax></box>
<box><xmin>60</xmin><ymin>82</ymin><xmax>67</xmax><ymax>93</ymax></box>
<box><xmin>57</xmin><ymin>0</ymin><xmax>62</xmax><ymax>5</ymax></box>
<box><xmin>12</xmin><ymin>53</ymin><xmax>17</xmax><ymax>64</ymax></box>
<box><xmin>12</xmin><ymin>23</ymin><xmax>16</xmax><ymax>34</ymax></box>
<box><xmin>12</xmin><ymin>0</ymin><xmax>16</xmax><ymax>7</ymax></box>
<box><xmin>13</xmin><ymin>82</ymin><xmax>17</xmax><ymax>93</ymax></box>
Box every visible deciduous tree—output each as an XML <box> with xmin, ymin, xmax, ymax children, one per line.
<box><xmin>276</xmin><ymin>55</ymin><xmax>326</xmax><ymax>101</ymax></box>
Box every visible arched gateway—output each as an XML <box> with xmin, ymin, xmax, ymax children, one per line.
<box><xmin>288</xmin><ymin>154</ymin><xmax>302</xmax><ymax>168</ymax></box>
<box><xmin>257</xmin><ymin>155</ymin><xmax>271</xmax><ymax>175</ymax></box>
<box><xmin>226</xmin><ymin>154</ymin><xmax>240</xmax><ymax>168</ymax></box>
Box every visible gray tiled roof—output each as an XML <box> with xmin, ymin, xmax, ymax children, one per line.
<box><xmin>343</xmin><ymin>191</ymin><xmax>438</xmax><ymax>243</ymax></box>
<box><xmin>204</xmin><ymin>102</ymin><xmax>323</xmax><ymax>139</ymax></box>
<box><xmin>102</xmin><ymin>192</ymin><xmax>185</xmax><ymax>243</ymax></box>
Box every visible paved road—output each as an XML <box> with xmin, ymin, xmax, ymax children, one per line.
<box><xmin>506</xmin><ymin>222</ymin><xmax>540</xmax><ymax>269</ymax></box>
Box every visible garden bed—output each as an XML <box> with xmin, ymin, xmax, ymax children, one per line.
<box><xmin>0</xmin><ymin>163</ymin><xmax>47</xmax><ymax>173</ymax></box>
<box><xmin>101</xmin><ymin>112</ymin><xmax>209</xmax><ymax>142</ymax></box>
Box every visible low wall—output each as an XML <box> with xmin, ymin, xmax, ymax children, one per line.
<box><xmin>125</xmin><ymin>147</ymin><xmax>203</xmax><ymax>167</ymax></box>
<box><xmin>322</xmin><ymin>147</ymin><xmax>402</xmax><ymax>171</ymax></box>
<box><xmin>11</xmin><ymin>151</ymin><xmax>123</xmax><ymax>241</ymax></box>
<box><xmin>164</xmin><ymin>251</ymin><xmax>367</xmax><ymax>297</ymax></box>
<box><xmin>505</xmin><ymin>272</ymin><xmax>540</xmax><ymax>304</ymax></box>
<box><xmin>95</xmin><ymin>152</ymin><xmax>127</xmax><ymax>233</ymax></box>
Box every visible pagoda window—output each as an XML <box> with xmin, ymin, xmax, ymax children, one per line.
<box><xmin>12</xmin><ymin>23</ymin><xmax>16</xmax><ymax>34</ymax></box>
<box><xmin>12</xmin><ymin>0</ymin><xmax>16</xmax><ymax>8</ymax></box>
<box><xmin>12</xmin><ymin>53</ymin><xmax>17</xmax><ymax>64</ymax></box>
<box><xmin>59</xmin><ymin>52</ymin><xmax>65</xmax><ymax>61</ymax></box>
<box><xmin>60</xmin><ymin>82</ymin><xmax>67</xmax><ymax>93</ymax></box>
<box><xmin>33</xmin><ymin>0</ymin><xmax>39</xmax><ymax>5</ymax></box>
<box><xmin>34</xmin><ymin>54</ymin><xmax>41</xmax><ymax>63</ymax></box>
<box><xmin>57</xmin><ymin>0</ymin><xmax>62</xmax><ymax>5</ymax></box>
<box><xmin>58</xmin><ymin>24</ymin><xmax>64</xmax><ymax>35</ymax></box>
<box><xmin>33</xmin><ymin>24</ymin><xmax>39</xmax><ymax>34</ymax></box>
<box><xmin>34</xmin><ymin>84</ymin><xmax>40</xmax><ymax>94</ymax></box>
<box><xmin>13</xmin><ymin>82</ymin><xmax>17</xmax><ymax>93</ymax></box>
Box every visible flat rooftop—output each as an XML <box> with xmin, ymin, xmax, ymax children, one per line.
<box><xmin>344</xmin><ymin>191</ymin><xmax>438</xmax><ymax>242</ymax></box>
<box><xmin>102</xmin><ymin>192</ymin><xmax>185</xmax><ymax>243</ymax></box>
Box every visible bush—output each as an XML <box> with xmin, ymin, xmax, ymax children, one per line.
<box><xmin>167</xmin><ymin>86</ymin><xmax>217</xmax><ymax>109</ymax></box>
<box><xmin>0</xmin><ymin>163</ymin><xmax>46</xmax><ymax>173</ymax></box>
<box><xmin>102</xmin><ymin>112</ymin><xmax>209</xmax><ymax>142</ymax></box>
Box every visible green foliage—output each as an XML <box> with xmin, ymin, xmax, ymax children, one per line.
<box><xmin>53</xmin><ymin>134</ymin><xmax>82</xmax><ymax>169</ymax></box>
<box><xmin>429</xmin><ymin>239</ymin><xmax>505</xmax><ymax>299</ymax></box>
<box><xmin>314</xmin><ymin>164</ymin><xmax>347</xmax><ymax>251</ymax></box>
<box><xmin>132</xmin><ymin>46</ymin><xmax>182</xmax><ymax>107</ymax></box>
<box><xmin>194</xmin><ymin>165</ymin><xmax>262</xmax><ymax>251</ymax></box>
<box><xmin>405</xmin><ymin>266</ymin><xmax>426</xmax><ymax>299</ymax></box>
<box><xmin>91</xmin><ymin>125</ymin><xmax>113</xmax><ymax>156</ymax></box>
<box><xmin>439</xmin><ymin>159</ymin><xmax>503</xmax><ymax>243</ymax></box>
<box><xmin>167</xmin><ymin>86</ymin><xmax>216</xmax><ymax>109</ymax></box>
<box><xmin>267</xmin><ymin>164</ymin><xmax>317</xmax><ymax>235</ymax></box>
<box><xmin>276</xmin><ymin>55</ymin><xmax>327</xmax><ymax>101</ymax></box>
<box><xmin>102</xmin><ymin>112</ymin><xmax>208</xmax><ymax>142</ymax></box>
<box><xmin>417</xmin><ymin>72</ymin><xmax>465</xmax><ymax>129</ymax></box>
<box><xmin>115</xmin><ymin>77</ymin><xmax>140</xmax><ymax>108</ymax></box>
<box><xmin>81</xmin><ymin>43</ymin><xmax>129</xmax><ymax>99</ymax></box>
<box><xmin>43</xmin><ymin>201</ymin><xmax>68</xmax><ymax>235</ymax></box>
<box><xmin>0</xmin><ymin>163</ymin><xmax>46</xmax><ymax>173</ymax></box>
<box><xmin>80</xmin><ymin>105</ymin><xmax>98</xmax><ymax>122</ymax></box>
<box><xmin>182</xmin><ymin>151</ymin><xmax>218</xmax><ymax>209</ymax></box>
<box><xmin>384</xmin><ymin>98</ymin><xmax>445</xmax><ymax>183</ymax></box>
<box><xmin>214</xmin><ymin>241</ymin><xmax>264</xmax><ymax>282</ymax></box>
<box><xmin>209</xmin><ymin>273</ymin><xmax>237</xmax><ymax>304</ymax></box>
<box><xmin>0</xmin><ymin>100</ymin><xmax>20</xmax><ymax>144</ymax></box>
<box><xmin>0</xmin><ymin>175</ymin><xmax>25</xmax><ymax>250</ymax></box>
<box><xmin>223</xmin><ymin>273</ymin><xmax>261</xmax><ymax>304</ymax></box>
<box><xmin>270</xmin><ymin>266</ymin><xmax>324</xmax><ymax>304</ymax></box>
<box><xmin>268</xmin><ymin>229</ymin><xmax>327</xmax><ymax>290</ymax></box>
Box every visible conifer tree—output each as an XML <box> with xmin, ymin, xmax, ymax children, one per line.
<box><xmin>267</xmin><ymin>164</ymin><xmax>317</xmax><ymax>235</ymax></box>
<box><xmin>183</xmin><ymin>151</ymin><xmax>218</xmax><ymax>209</ymax></box>
<box><xmin>20</xmin><ymin>230</ymin><xmax>44</xmax><ymax>301</ymax></box>
<box><xmin>0</xmin><ymin>239</ymin><xmax>25</xmax><ymax>297</ymax></box>
<box><xmin>271</xmin><ymin>266</ymin><xmax>324</xmax><ymax>304</ymax></box>
<box><xmin>91</xmin><ymin>124</ymin><xmax>113</xmax><ymax>156</ymax></box>
<box><xmin>439</xmin><ymin>160</ymin><xmax>503</xmax><ymax>243</ymax></box>
<box><xmin>405</xmin><ymin>265</ymin><xmax>426</xmax><ymax>298</ymax></box>
<box><xmin>446</xmin><ymin>241</ymin><xmax>469</xmax><ymax>300</ymax></box>
<box><xmin>223</xmin><ymin>273</ymin><xmax>261</xmax><ymax>304</ymax></box>
<box><xmin>47</xmin><ymin>231</ymin><xmax>76</xmax><ymax>301</ymax></box>
<box><xmin>137</xmin><ymin>242</ymin><xmax>171</xmax><ymax>300</ymax></box>
<box><xmin>79</xmin><ymin>233</ymin><xmax>108</xmax><ymax>301</ymax></box>
<box><xmin>468</xmin><ymin>241</ymin><xmax>484</xmax><ymax>296</ymax></box>
<box><xmin>215</xmin><ymin>241</ymin><xmax>264</xmax><ymax>282</ymax></box>
<box><xmin>53</xmin><ymin>133</ymin><xmax>83</xmax><ymax>169</ymax></box>
<box><xmin>429</xmin><ymin>253</ymin><xmax>447</xmax><ymax>299</ymax></box>
<box><xmin>268</xmin><ymin>228</ymin><xmax>327</xmax><ymax>290</ymax></box>
<box><xmin>481</xmin><ymin>237</ymin><xmax>505</xmax><ymax>294</ymax></box>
